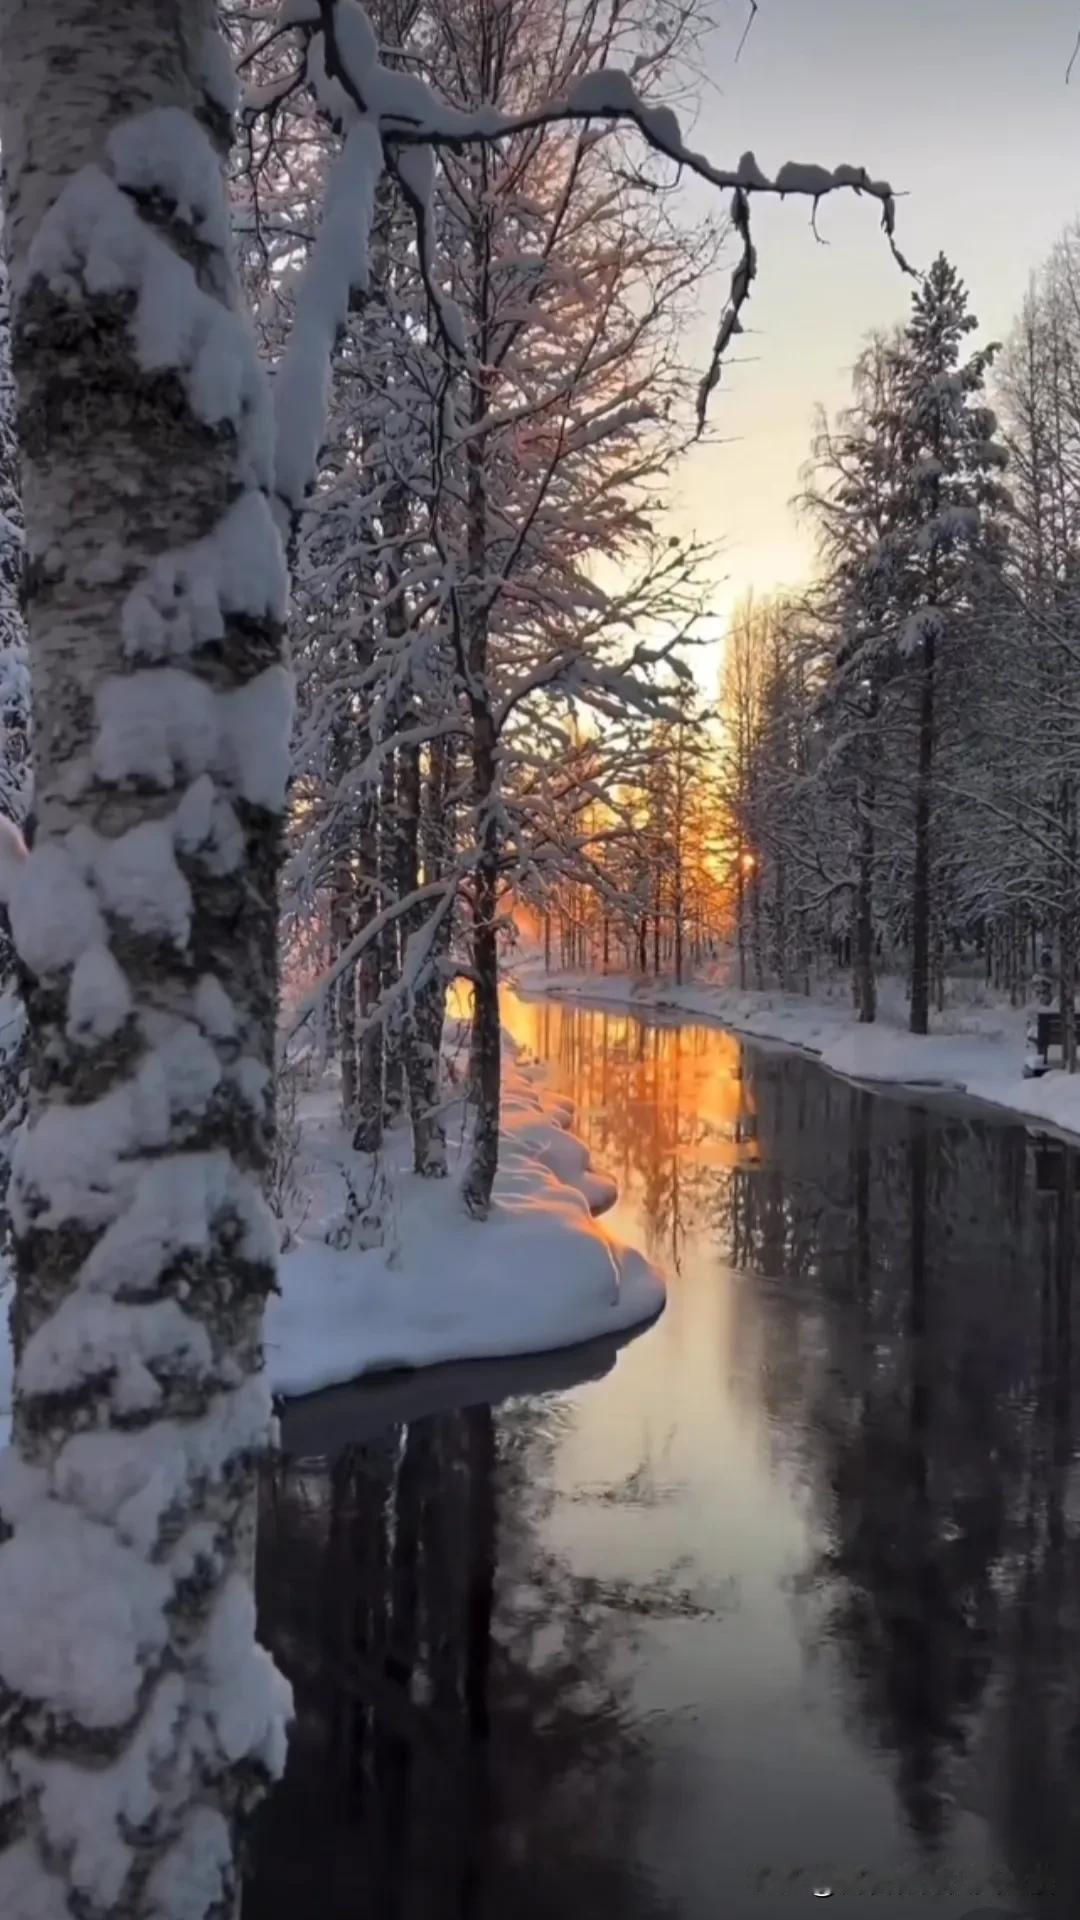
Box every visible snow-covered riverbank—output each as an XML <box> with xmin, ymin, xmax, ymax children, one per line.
<box><xmin>513</xmin><ymin>962</ymin><xmax>1080</xmax><ymax>1142</ymax></box>
<box><xmin>266</xmin><ymin>1045</ymin><xmax>664</xmax><ymax>1400</ymax></box>
<box><xmin>0</xmin><ymin>1042</ymin><xmax>664</xmax><ymax>1439</ymax></box>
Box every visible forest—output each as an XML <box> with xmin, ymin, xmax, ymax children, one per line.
<box><xmin>0</xmin><ymin>2</ymin><xmax>1077</xmax><ymax>1917</ymax></box>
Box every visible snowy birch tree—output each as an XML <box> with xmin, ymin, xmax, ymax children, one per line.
<box><xmin>0</xmin><ymin>242</ymin><xmax>30</xmax><ymax>1248</ymax></box>
<box><xmin>0</xmin><ymin>5</ymin><xmax>292</xmax><ymax>1913</ymax></box>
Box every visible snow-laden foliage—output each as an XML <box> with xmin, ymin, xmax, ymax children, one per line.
<box><xmin>0</xmin><ymin>0</ymin><xmax>906</xmax><ymax>1906</ymax></box>
<box><xmin>237</xmin><ymin>0</ymin><xmax>902</xmax><ymax>1215</ymax></box>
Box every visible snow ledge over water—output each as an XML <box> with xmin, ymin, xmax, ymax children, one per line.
<box><xmin>265</xmin><ymin>1045</ymin><xmax>664</xmax><ymax>1400</ymax></box>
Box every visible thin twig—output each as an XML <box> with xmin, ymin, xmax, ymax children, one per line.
<box><xmin>735</xmin><ymin>1</ymin><xmax>759</xmax><ymax>63</ymax></box>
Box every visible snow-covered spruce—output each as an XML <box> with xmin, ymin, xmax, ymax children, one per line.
<box><xmin>0</xmin><ymin>5</ymin><xmax>290</xmax><ymax>1916</ymax></box>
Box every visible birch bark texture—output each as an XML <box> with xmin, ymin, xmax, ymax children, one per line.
<box><xmin>0</xmin><ymin>3</ymin><xmax>292</xmax><ymax>1915</ymax></box>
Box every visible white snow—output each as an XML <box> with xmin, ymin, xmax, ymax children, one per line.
<box><xmin>144</xmin><ymin>1809</ymin><xmax>233</xmax><ymax>1920</ymax></box>
<box><xmin>265</xmin><ymin>1038</ymin><xmax>663</xmax><ymax>1398</ymax></box>
<box><xmin>53</xmin><ymin>1379</ymin><xmax>272</xmax><ymax>1557</ymax></box>
<box><xmin>7</xmin><ymin>840</ymin><xmax>105</xmax><ymax>975</ymax></box>
<box><xmin>85</xmin><ymin>819</ymin><xmax>193</xmax><ymax>946</ymax></box>
<box><xmin>121</xmin><ymin>491</ymin><xmax>287</xmax><ymax>663</ymax></box>
<box><xmin>273</xmin><ymin>118</ymin><xmax>384</xmax><ymax>509</ymax></box>
<box><xmin>190</xmin><ymin>1575</ymin><xmax>290</xmax><ymax>1773</ymax></box>
<box><xmin>195</xmin><ymin>974</ymin><xmax>239</xmax><ymax>1044</ymax></box>
<box><xmin>28</xmin><ymin>167</ymin><xmax>272</xmax><ymax>488</ymax></box>
<box><xmin>66</xmin><ymin>944</ymin><xmax>132</xmax><ymax>1043</ymax></box>
<box><xmin>94</xmin><ymin>670</ymin><xmax>219</xmax><ymax>788</ymax></box>
<box><xmin>95</xmin><ymin>663</ymin><xmax>293</xmax><ymax>812</ymax></box>
<box><xmin>15</xmin><ymin>1675</ymin><xmax>184</xmax><ymax>1907</ymax></box>
<box><xmin>220</xmin><ymin>665</ymin><xmax>295</xmax><ymax>810</ymax></box>
<box><xmin>0</xmin><ymin>1499</ymin><xmax>171</xmax><ymax>1727</ymax></box>
<box><xmin>107</xmin><ymin>109</ymin><xmax>230</xmax><ymax>254</ymax></box>
<box><xmin>18</xmin><ymin>1295</ymin><xmax>212</xmax><ymax>1404</ymax></box>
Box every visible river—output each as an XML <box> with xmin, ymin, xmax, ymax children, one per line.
<box><xmin>245</xmin><ymin>990</ymin><xmax>1080</xmax><ymax>1919</ymax></box>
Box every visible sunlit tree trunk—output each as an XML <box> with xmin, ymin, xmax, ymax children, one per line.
<box><xmin>0</xmin><ymin>2</ymin><xmax>291</xmax><ymax>1912</ymax></box>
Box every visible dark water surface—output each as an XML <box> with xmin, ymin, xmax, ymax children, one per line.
<box><xmin>245</xmin><ymin>993</ymin><xmax>1080</xmax><ymax>1920</ymax></box>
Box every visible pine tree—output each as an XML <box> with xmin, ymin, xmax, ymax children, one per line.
<box><xmin>889</xmin><ymin>256</ymin><xmax>1008</xmax><ymax>1032</ymax></box>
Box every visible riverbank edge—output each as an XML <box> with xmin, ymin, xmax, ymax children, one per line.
<box><xmin>261</xmin><ymin>1035</ymin><xmax>667</xmax><ymax>1401</ymax></box>
<box><xmin>512</xmin><ymin>964</ymin><xmax>1080</xmax><ymax>1146</ymax></box>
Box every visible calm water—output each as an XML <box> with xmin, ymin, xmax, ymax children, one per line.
<box><xmin>245</xmin><ymin>993</ymin><xmax>1080</xmax><ymax>1920</ymax></box>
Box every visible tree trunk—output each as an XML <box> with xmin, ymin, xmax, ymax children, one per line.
<box><xmin>0</xmin><ymin>6</ymin><xmax>291</xmax><ymax>1910</ymax></box>
<box><xmin>379</xmin><ymin>743</ymin><xmax>404</xmax><ymax>1124</ymax></box>
<box><xmin>415</xmin><ymin>734</ymin><xmax>453</xmax><ymax>1145</ymax></box>
<box><xmin>354</xmin><ymin>776</ymin><xmax>383</xmax><ymax>1153</ymax></box>
<box><xmin>458</xmin><ymin>167</ymin><xmax>502</xmax><ymax>1221</ymax></box>
<box><xmin>402</xmin><ymin>739</ymin><xmax>449</xmax><ymax>1178</ymax></box>
<box><xmin>462</xmin><ymin>704</ymin><xmax>500</xmax><ymax>1218</ymax></box>
<box><xmin>909</xmin><ymin>632</ymin><xmax>936</xmax><ymax>1035</ymax></box>
<box><xmin>751</xmin><ymin>864</ymin><xmax>764</xmax><ymax>991</ymax></box>
<box><xmin>1063</xmin><ymin>779</ymin><xmax>1077</xmax><ymax>1072</ymax></box>
<box><xmin>854</xmin><ymin>767</ymin><xmax>877</xmax><ymax>1025</ymax></box>
<box><xmin>770</xmin><ymin>850</ymin><xmax>785</xmax><ymax>990</ymax></box>
<box><xmin>331</xmin><ymin>863</ymin><xmax>357</xmax><ymax>1127</ymax></box>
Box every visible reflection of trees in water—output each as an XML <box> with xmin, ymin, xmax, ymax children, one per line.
<box><xmin>716</xmin><ymin>1054</ymin><xmax>1080</xmax><ymax>1896</ymax></box>
<box><xmin>517</xmin><ymin>999</ymin><xmax>759</xmax><ymax>1270</ymax></box>
<box><xmin>427</xmin><ymin>998</ymin><xmax>1080</xmax><ymax>1904</ymax></box>
<box><xmin>246</xmin><ymin>1399</ymin><xmax>678</xmax><ymax>1920</ymax></box>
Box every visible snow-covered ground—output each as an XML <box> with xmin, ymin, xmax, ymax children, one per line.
<box><xmin>0</xmin><ymin>1038</ymin><xmax>664</xmax><ymax>1440</ymax></box>
<box><xmin>266</xmin><ymin>1042</ymin><xmax>663</xmax><ymax>1400</ymax></box>
<box><xmin>512</xmin><ymin>958</ymin><xmax>1080</xmax><ymax>1142</ymax></box>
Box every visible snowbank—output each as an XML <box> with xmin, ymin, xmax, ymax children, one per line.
<box><xmin>513</xmin><ymin>961</ymin><xmax>1080</xmax><ymax>1143</ymax></box>
<box><xmin>265</xmin><ymin>1050</ymin><xmax>661</xmax><ymax>1398</ymax></box>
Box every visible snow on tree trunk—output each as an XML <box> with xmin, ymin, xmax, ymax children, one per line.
<box><xmin>354</xmin><ymin>779</ymin><xmax>384</xmax><ymax>1155</ymax></box>
<box><xmin>378</xmin><ymin>744</ymin><xmax>405</xmax><ymax>1125</ymax></box>
<box><xmin>909</xmin><ymin>631</ymin><xmax>936</xmax><ymax>1036</ymax></box>
<box><xmin>0</xmin><ymin>5</ymin><xmax>292</xmax><ymax>1912</ymax></box>
<box><xmin>410</xmin><ymin>738</ymin><xmax>450</xmax><ymax>1176</ymax></box>
<box><xmin>854</xmin><ymin>782</ymin><xmax>877</xmax><ymax>1026</ymax></box>
<box><xmin>332</xmin><ymin>868</ymin><xmax>358</xmax><ymax>1126</ymax></box>
<box><xmin>397</xmin><ymin>738</ymin><xmax>445</xmax><ymax>1177</ymax></box>
<box><xmin>0</xmin><ymin>242</ymin><xmax>30</xmax><ymax>1255</ymax></box>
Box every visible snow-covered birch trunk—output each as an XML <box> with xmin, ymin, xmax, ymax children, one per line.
<box><xmin>0</xmin><ymin>4</ymin><xmax>292</xmax><ymax>1913</ymax></box>
<box><xmin>0</xmin><ymin>244</ymin><xmax>30</xmax><ymax>1255</ymax></box>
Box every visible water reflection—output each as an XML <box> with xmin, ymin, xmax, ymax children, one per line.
<box><xmin>248</xmin><ymin>1393</ymin><xmax>679</xmax><ymax>1919</ymax></box>
<box><xmin>248</xmin><ymin>995</ymin><xmax>1080</xmax><ymax>1918</ymax></box>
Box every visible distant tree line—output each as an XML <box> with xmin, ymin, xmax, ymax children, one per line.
<box><xmin>717</xmin><ymin>241</ymin><xmax>1080</xmax><ymax>1056</ymax></box>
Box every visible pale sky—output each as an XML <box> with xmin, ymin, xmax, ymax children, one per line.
<box><xmin>669</xmin><ymin>0</ymin><xmax>1080</xmax><ymax>652</ymax></box>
